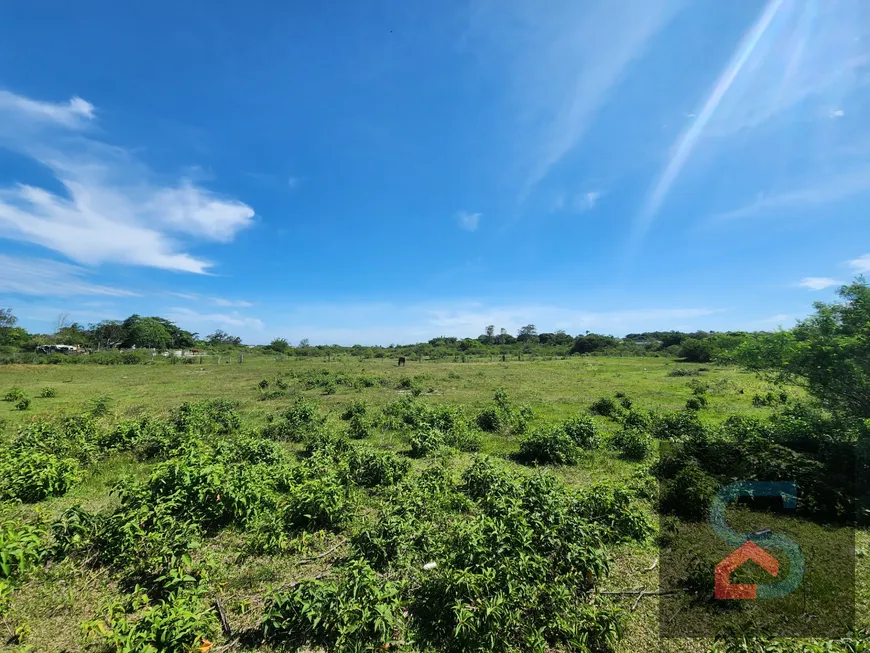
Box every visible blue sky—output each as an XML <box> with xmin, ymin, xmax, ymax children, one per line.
<box><xmin>1</xmin><ymin>0</ymin><xmax>869</xmax><ymax>345</ymax></box>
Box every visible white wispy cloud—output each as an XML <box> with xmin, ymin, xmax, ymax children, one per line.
<box><xmin>0</xmin><ymin>90</ymin><xmax>95</xmax><ymax>130</ymax></box>
<box><xmin>168</xmin><ymin>292</ymin><xmax>253</xmax><ymax>308</ymax></box>
<box><xmin>576</xmin><ymin>191</ymin><xmax>601</xmax><ymax>212</ymax></box>
<box><xmin>165</xmin><ymin>307</ymin><xmax>265</xmax><ymax>331</ymax></box>
<box><xmin>0</xmin><ymin>254</ymin><xmax>136</xmax><ymax>297</ymax></box>
<box><xmin>457</xmin><ymin>211</ymin><xmax>481</xmax><ymax>232</ymax></box>
<box><xmin>849</xmin><ymin>254</ymin><xmax>870</xmax><ymax>273</ymax></box>
<box><xmin>798</xmin><ymin>277</ymin><xmax>842</xmax><ymax>290</ymax></box>
<box><xmin>0</xmin><ymin>90</ymin><xmax>254</xmax><ymax>273</ymax></box>
<box><xmin>710</xmin><ymin>167</ymin><xmax>870</xmax><ymax>220</ymax></box>
<box><xmin>466</xmin><ymin>0</ymin><xmax>682</xmax><ymax>200</ymax></box>
<box><xmin>633</xmin><ymin>0</ymin><xmax>870</xmax><ymax>244</ymax></box>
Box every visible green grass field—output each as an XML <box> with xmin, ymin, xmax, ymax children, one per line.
<box><xmin>0</xmin><ymin>356</ymin><xmax>864</xmax><ymax>652</ymax></box>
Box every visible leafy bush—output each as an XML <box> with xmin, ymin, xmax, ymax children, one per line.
<box><xmin>611</xmin><ymin>427</ymin><xmax>653</xmax><ymax>461</ymax></box>
<box><xmin>652</xmin><ymin>411</ymin><xmax>707</xmax><ymax>441</ymax></box>
<box><xmin>0</xmin><ymin>521</ymin><xmax>45</xmax><ymax>579</ymax></box>
<box><xmin>475</xmin><ymin>390</ymin><xmax>532</xmax><ymax>436</ymax></box>
<box><xmin>340</xmin><ymin>400</ymin><xmax>367</xmax><ymax>421</ymax></box>
<box><xmin>83</xmin><ymin>586</ymin><xmax>217</xmax><ymax>653</ymax></box>
<box><xmin>575</xmin><ymin>483</ymin><xmax>653</xmax><ymax>543</ymax></box>
<box><xmin>0</xmin><ymin>451</ymin><xmax>81</xmax><ymax>502</ymax></box>
<box><xmin>409</xmin><ymin>426</ymin><xmax>447</xmax><ymax>458</ymax></box>
<box><xmin>86</xmin><ymin>395</ymin><xmax>112</xmax><ymax>417</ymax></box>
<box><xmin>517</xmin><ymin>425</ymin><xmax>580</xmax><ymax>465</ymax></box>
<box><xmin>347</xmin><ymin>447</ymin><xmax>409</xmax><ymax>488</ymax></box>
<box><xmin>14</xmin><ymin>398</ymin><xmax>30</xmax><ymax>411</ymax></box>
<box><xmin>753</xmin><ymin>390</ymin><xmax>789</xmax><ymax>407</ymax></box>
<box><xmin>39</xmin><ymin>387</ymin><xmax>57</xmax><ymax>398</ymax></box>
<box><xmin>659</xmin><ymin>460</ymin><xmax>718</xmax><ymax>521</ymax></box>
<box><xmin>475</xmin><ymin>406</ymin><xmax>502</xmax><ymax>432</ymax></box>
<box><xmin>590</xmin><ymin>396</ymin><xmax>621</xmax><ymax>419</ymax></box>
<box><xmin>346</xmin><ymin>412</ymin><xmax>373</xmax><ymax>439</ymax></box>
<box><xmin>562</xmin><ymin>415</ymin><xmax>600</xmax><ymax>449</ymax></box>
<box><xmin>261</xmin><ymin>397</ymin><xmax>323</xmax><ymax>442</ymax></box>
<box><xmin>3</xmin><ymin>388</ymin><xmax>25</xmax><ymax>402</ymax></box>
<box><xmin>171</xmin><ymin>399</ymin><xmax>240</xmax><ymax>436</ymax></box>
<box><xmin>263</xmin><ymin>559</ymin><xmax>405</xmax><ymax>651</ymax></box>
<box><xmin>686</xmin><ymin>396</ymin><xmax>707</xmax><ymax>411</ymax></box>
<box><xmin>668</xmin><ymin>367</ymin><xmax>702</xmax><ymax>377</ymax></box>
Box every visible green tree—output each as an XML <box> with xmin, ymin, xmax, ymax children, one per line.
<box><xmin>270</xmin><ymin>337</ymin><xmax>289</xmax><ymax>352</ymax></box>
<box><xmin>736</xmin><ymin>278</ymin><xmax>870</xmax><ymax>418</ymax></box>
<box><xmin>207</xmin><ymin>330</ymin><xmax>243</xmax><ymax>346</ymax></box>
<box><xmin>517</xmin><ymin>324</ymin><xmax>538</xmax><ymax>343</ymax></box>
<box><xmin>55</xmin><ymin>322</ymin><xmax>91</xmax><ymax>346</ymax></box>
<box><xmin>678</xmin><ymin>337</ymin><xmax>714</xmax><ymax>363</ymax></box>
<box><xmin>570</xmin><ymin>333</ymin><xmax>618</xmax><ymax>355</ymax></box>
<box><xmin>0</xmin><ymin>308</ymin><xmax>29</xmax><ymax>347</ymax></box>
<box><xmin>122</xmin><ymin>315</ymin><xmax>171</xmax><ymax>349</ymax></box>
<box><xmin>90</xmin><ymin>320</ymin><xmax>126</xmax><ymax>350</ymax></box>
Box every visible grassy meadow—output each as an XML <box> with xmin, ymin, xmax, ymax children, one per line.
<box><xmin>0</xmin><ymin>355</ymin><xmax>864</xmax><ymax>652</ymax></box>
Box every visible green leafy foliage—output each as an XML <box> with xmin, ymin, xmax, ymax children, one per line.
<box><xmin>517</xmin><ymin>424</ymin><xmax>581</xmax><ymax>465</ymax></box>
<box><xmin>610</xmin><ymin>428</ymin><xmax>653</xmax><ymax>461</ymax></box>
<box><xmin>0</xmin><ymin>451</ymin><xmax>81</xmax><ymax>502</ymax></box>
<box><xmin>590</xmin><ymin>396</ymin><xmax>621</xmax><ymax>419</ymax></box>
<box><xmin>82</xmin><ymin>586</ymin><xmax>217</xmax><ymax>653</ymax></box>
<box><xmin>0</xmin><ymin>521</ymin><xmax>44</xmax><ymax>580</ymax></box>
<box><xmin>38</xmin><ymin>387</ymin><xmax>57</xmax><ymax>398</ymax></box>
<box><xmin>3</xmin><ymin>387</ymin><xmax>25</xmax><ymax>402</ymax></box>
<box><xmin>14</xmin><ymin>397</ymin><xmax>30</xmax><ymax>411</ymax></box>
<box><xmin>562</xmin><ymin>415</ymin><xmax>600</xmax><ymax>449</ymax></box>
<box><xmin>263</xmin><ymin>559</ymin><xmax>405</xmax><ymax>651</ymax></box>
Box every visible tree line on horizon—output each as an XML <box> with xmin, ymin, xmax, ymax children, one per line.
<box><xmin>1</xmin><ymin>278</ymin><xmax>865</xmax><ymax>364</ymax></box>
<box><xmin>0</xmin><ymin>309</ymin><xmax>789</xmax><ymax>363</ymax></box>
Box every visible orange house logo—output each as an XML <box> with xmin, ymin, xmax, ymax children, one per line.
<box><xmin>714</xmin><ymin>541</ymin><xmax>779</xmax><ymax>599</ymax></box>
<box><xmin>710</xmin><ymin>482</ymin><xmax>804</xmax><ymax>600</ymax></box>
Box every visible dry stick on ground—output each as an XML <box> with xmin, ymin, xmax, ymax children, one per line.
<box><xmin>215</xmin><ymin>598</ymin><xmax>232</xmax><ymax>637</ymax></box>
<box><xmin>297</xmin><ymin>538</ymin><xmax>346</xmax><ymax>565</ymax></box>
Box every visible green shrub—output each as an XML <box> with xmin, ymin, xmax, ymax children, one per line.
<box><xmin>0</xmin><ymin>451</ymin><xmax>81</xmax><ymax>502</ymax></box>
<box><xmin>575</xmin><ymin>483</ymin><xmax>653</xmax><ymax>543</ymax></box>
<box><xmin>346</xmin><ymin>412</ymin><xmax>372</xmax><ymax>439</ymax></box>
<box><xmin>0</xmin><ymin>521</ymin><xmax>45</xmax><ymax>579</ymax></box>
<box><xmin>263</xmin><ymin>559</ymin><xmax>405</xmax><ymax>651</ymax></box>
<box><xmin>590</xmin><ymin>396</ymin><xmax>621</xmax><ymax>419</ymax></box>
<box><xmin>261</xmin><ymin>397</ymin><xmax>323</xmax><ymax>442</ymax></box>
<box><xmin>563</xmin><ymin>415</ymin><xmax>600</xmax><ymax>449</ymax></box>
<box><xmin>340</xmin><ymin>400</ymin><xmax>367</xmax><ymax>421</ymax></box>
<box><xmin>686</xmin><ymin>396</ymin><xmax>707</xmax><ymax>411</ymax></box>
<box><xmin>517</xmin><ymin>425</ymin><xmax>580</xmax><ymax>465</ymax></box>
<box><xmin>409</xmin><ymin>426</ymin><xmax>447</xmax><ymax>458</ymax></box>
<box><xmin>3</xmin><ymin>388</ymin><xmax>25</xmax><ymax>402</ymax></box>
<box><xmin>611</xmin><ymin>427</ymin><xmax>653</xmax><ymax>461</ymax></box>
<box><xmin>39</xmin><ymin>387</ymin><xmax>57</xmax><ymax>398</ymax></box>
<box><xmin>86</xmin><ymin>395</ymin><xmax>112</xmax><ymax>417</ymax></box>
<box><xmin>652</xmin><ymin>411</ymin><xmax>707</xmax><ymax>441</ymax></box>
<box><xmin>347</xmin><ymin>448</ymin><xmax>409</xmax><ymax>487</ymax></box>
<box><xmin>475</xmin><ymin>406</ymin><xmax>502</xmax><ymax>432</ymax></box>
<box><xmin>659</xmin><ymin>460</ymin><xmax>718</xmax><ymax>521</ymax></box>
<box><xmin>621</xmin><ymin>409</ymin><xmax>653</xmax><ymax>432</ymax></box>
<box><xmin>14</xmin><ymin>398</ymin><xmax>30</xmax><ymax>411</ymax></box>
<box><xmin>83</xmin><ymin>586</ymin><xmax>217</xmax><ymax>653</ymax></box>
<box><xmin>668</xmin><ymin>367</ymin><xmax>702</xmax><ymax>377</ymax></box>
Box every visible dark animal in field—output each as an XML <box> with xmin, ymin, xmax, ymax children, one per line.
<box><xmin>398</xmin><ymin>357</ymin><xmax>406</xmax><ymax>367</ymax></box>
